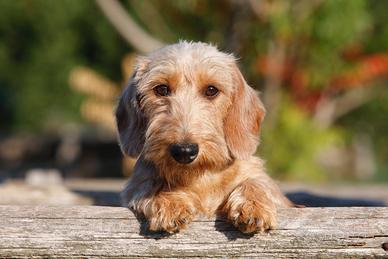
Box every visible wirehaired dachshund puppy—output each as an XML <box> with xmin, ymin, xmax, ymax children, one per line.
<box><xmin>116</xmin><ymin>41</ymin><xmax>292</xmax><ymax>234</ymax></box>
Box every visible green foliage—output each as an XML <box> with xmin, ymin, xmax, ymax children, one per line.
<box><xmin>0</xmin><ymin>0</ymin><xmax>128</xmax><ymax>131</ymax></box>
<box><xmin>307</xmin><ymin>0</ymin><xmax>370</xmax><ymax>87</ymax></box>
<box><xmin>338</xmin><ymin>88</ymin><xmax>388</xmax><ymax>181</ymax></box>
<box><xmin>365</xmin><ymin>0</ymin><xmax>388</xmax><ymax>53</ymax></box>
<box><xmin>261</xmin><ymin>98</ymin><xmax>344</xmax><ymax>182</ymax></box>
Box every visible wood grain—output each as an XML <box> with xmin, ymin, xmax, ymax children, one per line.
<box><xmin>0</xmin><ymin>206</ymin><xmax>387</xmax><ymax>258</ymax></box>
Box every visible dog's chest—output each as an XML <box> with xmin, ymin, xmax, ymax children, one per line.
<box><xmin>193</xmin><ymin>172</ymin><xmax>238</xmax><ymax>216</ymax></box>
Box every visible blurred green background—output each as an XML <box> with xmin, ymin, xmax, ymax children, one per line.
<box><xmin>0</xmin><ymin>0</ymin><xmax>387</xmax><ymax>182</ymax></box>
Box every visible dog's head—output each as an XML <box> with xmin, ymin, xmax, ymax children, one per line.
<box><xmin>116</xmin><ymin>41</ymin><xmax>265</xmax><ymax>182</ymax></box>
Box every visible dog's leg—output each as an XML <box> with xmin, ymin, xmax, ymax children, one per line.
<box><xmin>127</xmin><ymin>185</ymin><xmax>199</xmax><ymax>233</ymax></box>
<box><xmin>126</xmin><ymin>181</ymin><xmax>199</xmax><ymax>233</ymax></box>
<box><xmin>122</xmin><ymin>161</ymin><xmax>200</xmax><ymax>233</ymax></box>
<box><xmin>144</xmin><ymin>190</ymin><xmax>200</xmax><ymax>233</ymax></box>
<box><xmin>221</xmin><ymin>174</ymin><xmax>291</xmax><ymax>233</ymax></box>
<box><xmin>222</xmin><ymin>179</ymin><xmax>276</xmax><ymax>233</ymax></box>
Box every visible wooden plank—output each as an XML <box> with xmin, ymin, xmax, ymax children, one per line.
<box><xmin>0</xmin><ymin>206</ymin><xmax>387</xmax><ymax>258</ymax></box>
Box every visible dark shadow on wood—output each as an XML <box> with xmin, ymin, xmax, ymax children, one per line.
<box><xmin>286</xmin><ymin>191</ymin><xmax>386</xmax><ymax>207</ymax></box>
<box><xmin>214</xmin><ymin>215</ymin><xmax>256</xmax><ymax>241</ymax></box>
<box><xmin>130</xmin><ymin>208</ymin><xmax>175</xmax><ymax>240</ymax></box>
<box><xmin>73</xmin><ymin>190</ymin><xmax>121</xmax><ymax>206</ymax></box>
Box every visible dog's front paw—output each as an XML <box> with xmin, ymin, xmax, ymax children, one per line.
<box><xmin>227</xmin><ymin>200</ymin><xmax>276</xmax><ymax>233</ymax></box>
<box><xmin>146</xmin><ymin>195</ymin><xmax>195</xmax><ymax>233</ymax></box>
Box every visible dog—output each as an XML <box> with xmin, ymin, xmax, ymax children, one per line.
<box><xmin>116</xmin><ymin>41</ymin><xmax>292</xmax><ymax>234</ymax></box>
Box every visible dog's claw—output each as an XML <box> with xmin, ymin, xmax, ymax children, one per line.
<box><xmin>232</xmin><ymin>216</ymin><xmax>240</xmax><ymax>226</ymax></box>
<box><xmin>255</xmin><ymin>218</ymin><xmax>262</xmax><ymax>228</ymax></box>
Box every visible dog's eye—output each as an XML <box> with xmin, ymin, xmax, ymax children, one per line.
<box><xmin>204</xmin><ymin>85</ymin><xmax>219</xmax><ymax>98</ymax></box>
<box><xmin>154</xmin><ymin>84</ymin><xmax>170</xmax><ymax>96</ymax></box>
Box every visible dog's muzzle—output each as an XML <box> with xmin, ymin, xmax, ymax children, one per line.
<box><xmin>169</xmin><ymin>143</ymin><xmax>199</xmax><ymax>164</ymax></box>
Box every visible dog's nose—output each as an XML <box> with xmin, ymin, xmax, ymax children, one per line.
<box><xmin>169</xmin><ymin>143</ymin><xmax>199</xmax><ymax>164</ymax></box>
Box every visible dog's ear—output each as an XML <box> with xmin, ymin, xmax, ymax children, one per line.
<box><xmin>115</xmin><ymin>58</ymin><xmax>149</xmax><ymax>157</ymax></box>
<box><xmin>224</xmin><ymin>65</ymin><xmax>266</xmax><ymax>160</ymax></box>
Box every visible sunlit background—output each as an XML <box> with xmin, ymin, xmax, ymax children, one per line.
<box><xmin>0</xmin><ymin>0</ymin><xmax>387</xmax><ymax>206</ymax></box>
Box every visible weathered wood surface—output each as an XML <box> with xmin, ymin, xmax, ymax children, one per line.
<box><xmin>0</xmin><ymin>206</ymin><xmax>387</xmax><ymax>258</ymax></box>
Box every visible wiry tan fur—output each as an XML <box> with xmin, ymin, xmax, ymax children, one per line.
<box><xmin>116</xmin><ymin>41</ymin><xmax>292</xmax><ymax>234</ymax></box>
